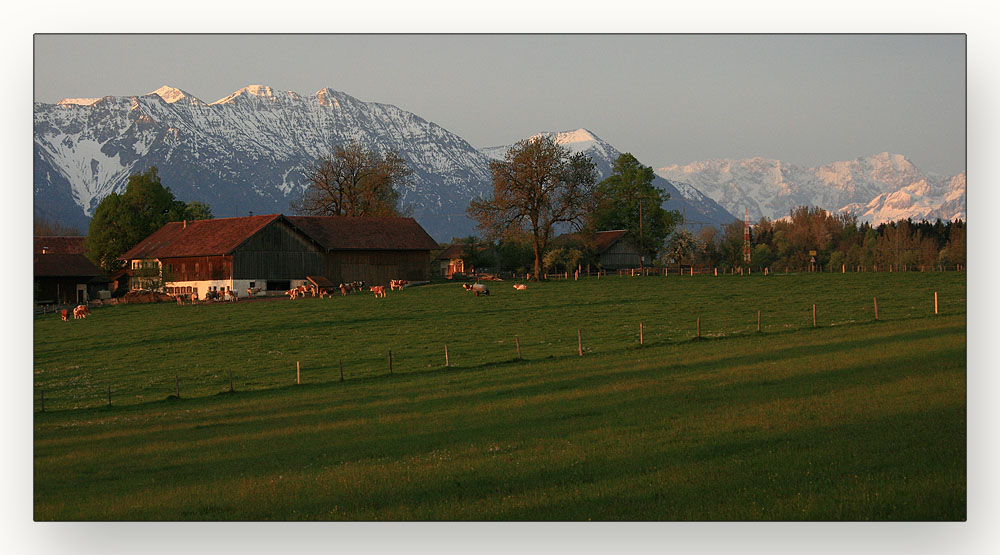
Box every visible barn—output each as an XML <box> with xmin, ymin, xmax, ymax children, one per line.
<box><xmin>555</xmin><ymin>230</ymin><xmax>642</xmax><ymax>269</ymax></box>
<box><xmin>120</xmin><ymin>214</ymin><xmax>437</xmax><ymax>299</ymax></box>
<box><xmin>33</xmin><ymin>237</ymin><xmax>108</xmax><ymax>305</ymax></box>
<box><xmin>285</xmin><ymin>216</ymin><xmax>438</xmax><ymax>285</ymax></box>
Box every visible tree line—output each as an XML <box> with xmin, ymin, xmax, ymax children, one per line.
<box><xmin>671</xmin><ymin>206</ymin><xmax>966</xmax><ymax>273</ymax></box>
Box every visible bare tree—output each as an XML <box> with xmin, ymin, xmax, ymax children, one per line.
<box><xmin>468</xmin><ymin>136</ymin><xmax>597</xmax><ymax>280</ymax></box>
<box><xmin>292</xmin><ymin>141</ymin><xmax>412</xmax><ymax>217</ymax></box>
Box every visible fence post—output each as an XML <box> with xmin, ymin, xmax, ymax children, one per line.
<box><xmin>296</xmin><ymin>361</ymin><xmax>301</xmax><ymax>385</ymax></box>
<box><xmin>874</xmin><ymin>297</ymin><xmax>879</xmax><ymax>321</ymax></box>
<box><xmin>515</xmin><ymin>336</ymin><xmax>522</xmax><ymax>360</ymax></box>
<box><xmin>175</xmin><ymin>374</ymin><xmax>180</xmax><ymax>397</ymax></box>
<box><xmin>812</xmin><ymin>304</ymin><xmax>817</xmax><ymax>327</ymax></box>
<box><xmin>640</xmin><ymin>322</ymin><xmax>644</xmax><ymax>345</ymax></box>
<box><xmin>229</xmin><ymin>369</ymin><xmax>234</xmax><ymax>393</ymax></box>
<box><xmin>445</xmin><ymin>344</ymin><xmax>450</xmax><ymax>367</ymax></box>
<box><xmin>935</xmin><ymin>291</ymin><xmax>939</xmax><ymax>315</ymax></box>
<box><xmin>578</xmin><ymin>329</ymin><xmax>583</xmax><ymax>356</ymax></box>
<box><xmin>339</xmin><ymin>357</ymin><xmax>344</xmax><ymax>382</ymax></box>
<box><xmin>757</xmin><ymin>310</ymin><xmax>761</xmax><ymax>333</ymax></box>
<box><xmin>697</xmin><ymin>317</ymin><xmax>701</xmax><ymax>339</ymax></box>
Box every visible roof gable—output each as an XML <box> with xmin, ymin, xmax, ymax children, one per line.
<box><xmin>34</xmin><ymin>253</ymin><xmax>103</xmax><ymax>277</ymax></box>
<box><xmin>555</xmin><ymin>230</ymin><xmax>631</xmax><ymax>254</ymax></box>
<box><xmin>34</xmin><ymin>236</ymin><xmax>87</xmax><ymax>255</ymax></box>
<box><xmin>120</xmin><ymin>215</ymin><xmax>283</xmax><ymax>260</ymax></box>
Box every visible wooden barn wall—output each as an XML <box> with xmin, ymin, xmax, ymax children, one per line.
<box><xmin>162</xmin><ymin>255</ymin><xmax>232</xmax><ymax>282</ymax></box>
<box><xmin>232</xmin><ymin>221</ymin><xmax>325</xmax><ymax>280</ymax></box>
<box><xmin>323</xmin><ymin>250</ymin><xmax>431</xmax><ymax>285</ymax></box>
<box><xmin>599</xmin><ymin>241</ymin><xmax>641</xmax><ymax>269</ymax></box>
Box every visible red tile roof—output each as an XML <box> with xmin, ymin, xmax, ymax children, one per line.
<box><xmin>121</xmin><ymin>214</ymin><xmax>439</xmax><ymax>260</ymax></box>
<box><xmin>286</xmin><ymin>216</ymin><xmax>439</xmax><ymax>251</ymax></box>
<box><xmin>120</xmin><ymin>215</ymin><xmax>283</xmax><ymax>259</ymax></box>
<box><xmin>34</xmin><ymin>236</ymin><xmax>87</xmax><ymax>255</ymax></box>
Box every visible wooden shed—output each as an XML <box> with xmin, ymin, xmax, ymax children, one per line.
<box><xmin>33</xmin><ymin>236</ymin><xmax>107</xmax><ymax>304</ymax></box>
<box><xmin>436</xmin><ymin>244</ymin><xmax>467</xmax><ymax>278</ymax></box>
<box><xmin>555</xmin><ymin>230</ymin><xmax>641</xmax><ymax>270</ymax></box>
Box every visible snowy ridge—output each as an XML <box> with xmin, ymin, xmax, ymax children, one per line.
<box><xmin>34</xmin><ymin>84</ymin><xmax>496</xmax><ymax>240</ymax></box>
<box><xmin>655</xmin><ymin>153</ymin><xmax>965</xmax><ymax>225</ymax></box>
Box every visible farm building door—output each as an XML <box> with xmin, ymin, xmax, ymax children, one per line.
<box><xmin>76</xmin><ymin>285</ymin><xmax>86</xmax><ymax>304</ymax></box>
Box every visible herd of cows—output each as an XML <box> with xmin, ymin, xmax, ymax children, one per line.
<box><xmin>56</xmin><ymin>278</ymin><xmax>532</xmax><ymax>322</ymax></box>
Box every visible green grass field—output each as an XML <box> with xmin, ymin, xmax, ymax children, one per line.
<box><xmin>33</xmin><ymin>272</ymin><xmax>966</xmax><ymax>520</ymax></box>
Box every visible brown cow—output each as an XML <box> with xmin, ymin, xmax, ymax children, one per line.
<box><xmin>390</xmin><ymin>279</ymin><xmax>408</xmax><ymax>291</ymax></box>
<box><xmin>73</xmin><ymin>304</ymin><xmax>91</xmax><ymax>319</ymax></box>
<box><xmin>60</xmin><ymin>309</ymin><xmax>69</xmax><ymax>321</ymax></box>
<box><xmin>369</xmin><ymin>285</ymin><xmax>386</xmax><ymax>298</ymax></box>
<box><xmin>513</xmin><ymin>284</ymin><xmax>528</xmax><ymax>290</ymax></box>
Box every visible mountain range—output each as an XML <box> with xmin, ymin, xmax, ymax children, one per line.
<box><xmin>655</xmin><ymin>153</ymin><xmax>966</xmax><ymax>225</ymax></box>
<box><xmin>33</xmin><ymin>84</ymin><xmax>965</xmax><ymax>241</ymax></box>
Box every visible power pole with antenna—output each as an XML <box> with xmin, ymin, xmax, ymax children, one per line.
<box><xmin>743</xmin><ymin>208</ymin><xmax>752</xmax><ymax>267</ymax></box>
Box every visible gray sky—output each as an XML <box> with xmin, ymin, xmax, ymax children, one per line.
<box><xmin>34</xmin><ymin>34</ymin><xmax>966</xmax><ymax>176</ymax></box>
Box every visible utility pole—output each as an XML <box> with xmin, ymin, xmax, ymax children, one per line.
<box><xmin>743</xmin><ymin>208</ymin><xmax>751</xmax><ymax>267</ymax></box>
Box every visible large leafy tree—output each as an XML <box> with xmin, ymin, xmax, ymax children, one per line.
<box><xmin>468</xmin><ymin>136</ymin><xmax>598</xmax><ymax>280</ymax></box>
<box><xmin>587</xmin><ymin>153</ymin><xmax>680</xmax><ymax>265</ymax></box>
<box><xmin>292</xmin><ymin>141</ymin><xmax>412</xmax><ymax>218</ymax></box>
<box><xmin>85</xmin><ymin>166</ymin><xmax>212</xmax><ymax>272</ymax></box>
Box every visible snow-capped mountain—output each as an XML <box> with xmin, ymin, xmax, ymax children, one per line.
<box><xmin>482</xmin><ymin>129</ymin><xmax>738</xmax><ymax>228</ymax></box>
<box><xmin>654</xmin><ymin>153</ymin><xmax>966</xmax><ymax>225</ymax></box>
<box><xmin>34</xmin><ymin>85</ymin><xmax>495</xmax><ymax>240</ymax></box>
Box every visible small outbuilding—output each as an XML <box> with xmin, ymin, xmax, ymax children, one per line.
<box><xmin>436</xmin><ymin>244</ymin><xmax>467</xmax><ymax>278</ymax></box>
<box><xmin>554</xmin><ymin>230</ymin><xmax>641</xmax><ymax>270</ymax></box>
<box><xmin>33</xmin><ymin>236</ymin><xmax>107</xmax><ymax>304</ymax></box>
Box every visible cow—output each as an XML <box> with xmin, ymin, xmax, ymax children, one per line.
<box><xmin>176</xmin><ymin>295</ymin><xmax>185</xmax><ymax>305</ymax></box>
<box><xmin>351</xmin><ymin>280</ymin><xmax>365</xmax><ymax>292</ymax></box>
<box><xmin>59</xmin><ymin>309</ymin><xmax>69</xmax><ymax>321</ymax></box>
<box><xmin>339</xmin><ymin>283</ymin><xmax>351</xmax><ymax>296</ymax></box>
<box><xmin>286</xmin><ymin>288</ymin><xmax>298</xmax><ymax>300</ymax></box>
<box><xmin>390</xmin><ymin>279</ymin><xmax>408</xmax><ymax>291</ymax></box>
<box><xmin>463</xmin><ymin>283</ymin><xmax>489</xmax><ymax>296</ymax></box>
<box><xmin>72</xmin><ymin>305</ymin><xmax>91</xmax><ymax>319</ymax></box>
<box><xmin>513</xmin><ymin>284</ymin><xmax>528</xmax><ymax>290</ymax></box>
<box><xmin>319</xmin><ymin>288</ymin><xmax>332</xmax><ymax>298</ymax></box>
<box><xmin>191</xmin><ymin>292</ymin><xmax>199</xmax><ymax>303</ymax></box>
<box><xmin>369</xmin><ymin>285</ymin><xmax>386</xmax><ymax>298</ymax></box>
<box><xmin>227</xmin><ymin>289</ymin><xmax>239</xmax><ymax>302</ymax></box>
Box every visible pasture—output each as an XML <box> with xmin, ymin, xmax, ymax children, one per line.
<box><xmin>33</xmin><ymin>271</ymin><xmax>966</xmax><ymax>520</ymax></box>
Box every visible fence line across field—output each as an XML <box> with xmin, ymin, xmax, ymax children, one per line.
<box><xmin>34</xmin><ymin>289</ymin><xmax>952</xmax><ymax>412</ymax></box>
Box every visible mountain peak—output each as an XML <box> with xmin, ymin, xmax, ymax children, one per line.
<box><xmin>211</xmin><ymin>85</ymin><xmax>283</xmax><ymax>105</ymax></box>
<box><xmin>148</xmin><ymin>85</ymin><xmax>202</xmax><ymax>105</ymax></box>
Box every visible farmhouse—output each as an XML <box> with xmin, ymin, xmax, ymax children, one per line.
<box><xmin>33</xmin><ymin>236</ymin><xmax>108</xmax><ymax>304</ymax></box>
<box><xmin>120</xmin><ymin>214</ymin><xmax>437</xmax><ymax>298</ymax></box>
<box><xmin>555</xmin><ymin>230</ymin><xmax>641</xmax><ymax>269</ymax></box>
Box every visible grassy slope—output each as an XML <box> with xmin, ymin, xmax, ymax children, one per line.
<box><xmin>33</xmin><ymin>272</ymin><xmax>966</xmax><ymax>520</ymax></box>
